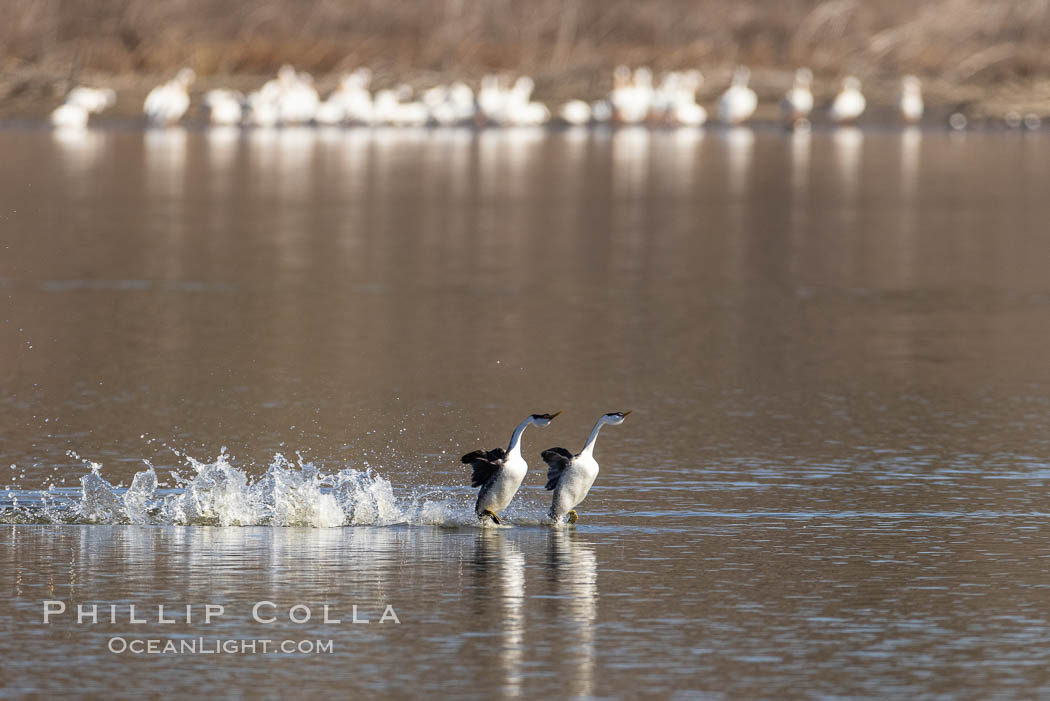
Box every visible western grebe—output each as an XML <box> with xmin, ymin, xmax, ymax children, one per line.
<box><xmin>541</xmin><ymin>411</ymin><xmax>631</xmax><ymax>524</ymax></box>
<box><xmin>462</xmin><ymin>412</ymin><xmax>561</xmax><ymax>524</ymax></box>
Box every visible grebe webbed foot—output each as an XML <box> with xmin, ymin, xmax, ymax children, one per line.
<box><xmin>567</xmin><ymin>510</ymin><xmax>578</xmax><ymax>524</ymax></box>
<box><xmin>481</xmin><ymin>510</ymin><xmax>503</xmax><ymax>525</ymax></box>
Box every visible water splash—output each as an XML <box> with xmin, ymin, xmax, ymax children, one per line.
<box><xmin>0</xmin><ymin>451</ymin><xmax>479</xmax><ymax>527</ymax></box>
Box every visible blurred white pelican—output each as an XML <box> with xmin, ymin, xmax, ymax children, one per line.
<box><xmin>371</xmin><ymin>88</ymin><xmax>399</xmax><ymax>125</ymax></box>
<box><xmin>315</xmin><ymin>68</ymin><xmax>374</xmax><ymax>125</ymax></box>
<box><xmin>65</xmin><ymin>87</ymin><xmax>116</xmax><ymax>113</ymax></box>
<box><xmin>421</xmin><ymin>85</ymin><xmax>450</xmax><ymax>119</ymax></box>
<box><xmin>829</xmin><ymin>76</ymin><xmax>866</xmax><ymax>124</ymax></box>
<box><xmin>669</xmin><ymin>70</ymin><xmax>706</xmax><ymax>126</ymax></box>
<box><xmin>144</xmin><ymin>68</ymin><xmax>195</xmax><ymax>125</ymax></box>
<box><xmin>314</xmin><ymin>98</ymin><xmax>347</xmax><ymax>126</ymax></box>
<box><xmin>899</xmin><ymin>75</ymin><xmax>924</xmax><ymax>124</ymax></box>
<box><xmin>372</xmin><ymin>85</ymin><xmax>428</xmax><ymax>127</ymax></box>
<box><xmin>423</xmin><ymin>81</ymin><xmax>476</xmax><ymax>126</ymax></box>
<box><xmin>343</xmin><ymin>68</ymin><xmax>376</xmax><ymax>123</ymax></box>
<box><xmin>718</xmin><ymin>66</ymin><xmax>758</xmax><ymax>125</ymax></box>
<box><xmin>478</xmin><ymin>74</ymin><xmax>510</xmax><ymax>124</ymax></box>
<box><xmin>508</xmin><ymin>101</ymin><xmax>550</xmax><ymax>126</ymax></box>
<box><xmin>558</xmin><ymin>99</ymin><xmax>592</xmax><ymax>126</ymax></box>
<box><xmin>503</xmin><ymin>76</ymin><xmax>550</xmax><ymax>126</ymax></box>
<box><xmin>203</xmin><ymin>89</ymin><xmax>244</xmax><ymax>126</ymax></box>
<box><xmin>781</xmin><ymin>68</ymin><xmax>814</xmax><ymax>126</ymax></box>
<box><xmin>506</xmin><ymin>79</ymin><xmax>550</xmax><ymax>125</ymax></box>
<box><xmin>245</xmin><ymin>90</ymin><xmax>280</xmax><ymax>127</ymax></box>
<box><xmin>509</xmin><ymin>76</ymin><xmax>534</xmax><ymax>106</ymax></box>
<box><xmin>478</xmin><ymin>75</ymin><xmax>548</xmax><ymax>126</ymax></box>
<box><xmin>51</xmin><ymin>86</ymin><xmax>116</xmax><ymax>128</ymax></box>
<box><xmin>316</xmin><ymin>75</ymin><xmax>358</xmax><ymax>125</ymax></box>
<box><xmin>277</xmin><ymin>67</ymin><xmax>319</xmax><ymax>125</ymax></box>
<box><xmin>611</xmin><ymin>66</ymin><xmax>653</xmax><ymax>124</ymax></box>
<box><xmin>448</xmin><ymin>82</ymin><xmax>477</xmax><ymax>122</ymax></box>
<box><xmin>51</xmin><ymin>103</ymin><xmax>91</xmax><ymax>128</ymax></box>
<box><xmin>255</xmin><ymin>68</ymin><xmax>285</xmax><ymax>104</ymax></box>
<box><xmin>651</xmin><ymin>71</ymin><xmax>681</xmax><ymax>117</ymax></box>
<box><xmin>590</xmin><ymin>100</ymin><xmax>613</xmax><ymax>124</ymax></box>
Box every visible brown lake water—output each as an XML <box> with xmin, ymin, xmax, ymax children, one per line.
<box><xmin>2</xmin><ymin>125</ymin><xmax>1050</xmax><ymax>698</ymax></box>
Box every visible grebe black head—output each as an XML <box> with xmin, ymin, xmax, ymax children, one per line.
<box><xmin>530</xmin><ymin>411</ymin><xmax>562</xmax><ymax>426</ymax></box>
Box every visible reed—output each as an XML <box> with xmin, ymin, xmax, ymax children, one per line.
<box><xmin>3</xmin><ymin>0</ymin><xmax>1049</xmax><ymax>78</ymax></box>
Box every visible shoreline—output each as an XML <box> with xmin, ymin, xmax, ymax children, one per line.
<box><xmin>3</xmin><ymin>67</ymin><xmax>1050</xmax><ymax>126</ymax></box>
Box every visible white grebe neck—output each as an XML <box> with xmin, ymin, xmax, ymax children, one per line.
<box><xmin>506</xmin><ymin>418</ymin><xmax>533</xmax><ymax>456</ymax></box>
<box><xmin>580</xmin><ymin>418</ymin><xmax>607</xmax><ymax>458</ymax></box>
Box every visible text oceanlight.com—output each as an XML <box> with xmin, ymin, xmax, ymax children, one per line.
<box><xmin>107</xmin><ymin>637</ymin><xmax>334</xmax><ymax>655</ymax></box>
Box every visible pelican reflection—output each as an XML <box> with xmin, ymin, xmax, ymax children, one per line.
<box><xmin>832</xmin><ymin>126</ymin><xmax>863</xmax><ymax>202</ymax></box>
<box><xmin>724</xmin><ymin>126</ymin><xmax>754</xmax><ymax>199</ymax></box>
<box><xmin>52</xmin><ymin>127</ymin><xmax>108</xmax><ymax>182</ymax></box>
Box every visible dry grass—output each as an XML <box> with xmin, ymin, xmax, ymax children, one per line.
<box><xmin>3</xmin><ymin>0</ymin><xmax>1050</xmax><ymax>115</ymax></box>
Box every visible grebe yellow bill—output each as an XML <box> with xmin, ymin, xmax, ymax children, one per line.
<box><xmin>542</xmin><ymin>411</ymin><xmax>631</xmax><ymax>524</ymax></box>
<box><xmin>461</xmin><ymin>412</ymin><xmax>561</xmax><ymax>524</ymax></box>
